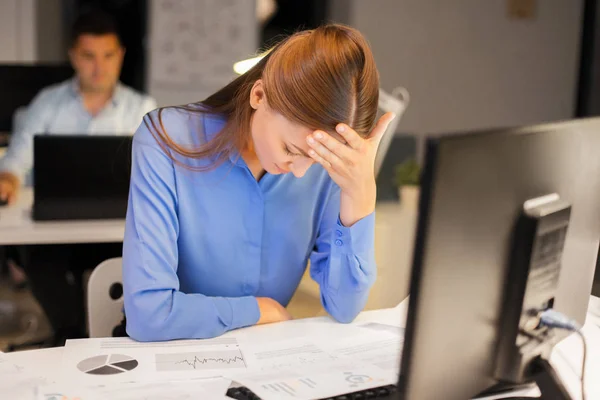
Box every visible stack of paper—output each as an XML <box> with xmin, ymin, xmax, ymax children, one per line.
<box><xmin>0</xmin><ymin>301</ymin><xmax>410</xmax><ymax>399</ymax></box>
<box><xmin>5</xmin><ymin>296</ymin><xmax>598</xmax><ymax>399</ymax></box>
<box><xmin>49</xmin><ymin>317</ymin><xmax>403</xmax><ymax>399</ymax></box>
<box><xmin>0</xmin><ymin>354</ymin><xmax>48</xmax><ymax>399</ymax></box>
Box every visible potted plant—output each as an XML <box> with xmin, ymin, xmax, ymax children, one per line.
<box><xmin>393</xmin><ymin>158</ymin><xmax>420</xmax><ymax>205</ymax></box>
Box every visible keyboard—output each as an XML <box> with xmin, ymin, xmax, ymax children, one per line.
<box><xmin>226</xmin><ymin>384</ymin><xmax>398</xmax><ymax>399</ymax></box>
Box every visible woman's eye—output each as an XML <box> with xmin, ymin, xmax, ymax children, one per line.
<box><xmin>285</xmin><ymin>147</ymin><xmax>298</xmax><ymax>156</ymax></box>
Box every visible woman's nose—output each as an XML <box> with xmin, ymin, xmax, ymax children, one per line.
<box><xmin>291</xmin><ymin>158</ymin><xmax>314</xmax><ymax>178</ymax></box>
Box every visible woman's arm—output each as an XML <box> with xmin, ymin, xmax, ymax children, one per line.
<box><xmin>309</xmin><ymin>185</ymin><xmax>376</xmax><ymax>323</ymax></box>
<box><xmin>305</xmin><ymin>114</ymin><xmax>396</xmax><ymax>323</ymax></box>
<box><xmin>123</xmin><ymin>113</ymin><xmax>266</xmax><ymax>342</ymax></box>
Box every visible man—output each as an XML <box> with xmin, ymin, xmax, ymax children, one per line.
<box><xmin>0</xmin><ymin>10</ymin><xmax>157</xmax><ymax>345</ymax></box>
<box><xmin>0</xmin><ymin>10</ymin><xmax>156</xmax><ymax>199</ymax></box>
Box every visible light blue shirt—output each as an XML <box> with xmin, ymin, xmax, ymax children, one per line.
<box><xmin>123</xmin><ymin>107</ymin><xmax>377</xmax><ymax>341</ymax></box>
<box><xmin>0</xmin><ymin>78</ymin><xmax>157</xmax><ymax>184</ymax></box>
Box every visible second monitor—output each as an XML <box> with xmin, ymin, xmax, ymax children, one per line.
<box><xmin>398</xmin><ymin>118</ymin><xmax>600</xmax><ymax>399</ymax></box>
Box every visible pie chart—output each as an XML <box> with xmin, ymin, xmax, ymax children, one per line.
<box><xmin>77</xmin><ymin>354</ymin><xmax>138</xmax><ymax>375</ymax></box>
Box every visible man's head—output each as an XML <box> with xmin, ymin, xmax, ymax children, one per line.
<box><xmin>68</xmin><ymin>10</ymin><xmax>125</xmax><ymax>94</ymax></box>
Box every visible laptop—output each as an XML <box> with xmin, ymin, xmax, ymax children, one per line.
<box><xmin>33</xmin><ymin>135</ymin><xmax>133</xmax><ymax>221</ymax></box>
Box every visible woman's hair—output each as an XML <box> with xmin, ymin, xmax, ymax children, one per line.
<box><xmin>145</xmin><ymin>23</ymin><xmax>380</xmax><ymax>170</ymax></box>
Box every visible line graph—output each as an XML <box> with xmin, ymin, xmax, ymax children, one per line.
<box><xmin>177</xmin><ymin>355</ymin><xmax>244</xmax><ymax>368</ymax></box>
<box><xmin>155</xmin><ymin>349</ymin><xmax>246</xmax><ymax>371</ymax></box>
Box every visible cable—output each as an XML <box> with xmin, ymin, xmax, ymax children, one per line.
<box><xmin>538</xmin><ymin>309</ymin><xmax>587</xmax><ymax>400</ymax></box>
<box><xmin>539</xmin><ymin>309</ymin><xmax>580</xmax><ymax>331</ymax></box>
<box><xmin>575</xmin><ymin>330</ymin><xmax>587</xmax><ymax>400</ymax></box>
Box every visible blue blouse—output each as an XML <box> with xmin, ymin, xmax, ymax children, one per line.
<box><xmin>122</xmin><ymin>107</ymin><xmax>376</xmax><ymax>341</ymax></box>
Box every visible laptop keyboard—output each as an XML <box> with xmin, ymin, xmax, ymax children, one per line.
<box><xmin>226</xmin><ymin>384</ymin><xmax>398</xmax><ymax>399</ymax></box>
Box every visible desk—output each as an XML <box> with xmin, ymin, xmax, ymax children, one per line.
<box><xmin>0</xmin><ymin>187</ymin><xmax>125</xmax><ymax>245</ymax></box>
<box><xmin>2</xmin><ymin>298</ymin><xmax>599</xmax><ymax>400</ymax></box>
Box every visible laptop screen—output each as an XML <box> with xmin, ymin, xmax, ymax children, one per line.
<box><xmin>33</xmin><ymin>135</ymin><xmax>132</xmax><ymax>220</ymax></box>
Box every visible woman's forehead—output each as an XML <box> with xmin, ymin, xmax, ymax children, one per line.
<box><xmin>273</xmin><ymin>110</ymin><xmax>348</xmax><ymax>144</ymax></box>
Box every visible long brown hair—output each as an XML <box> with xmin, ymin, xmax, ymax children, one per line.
<box><xmin>145</xmin><ymin>24</ymin><xmax>380</xmax><ymax>170</ymax></box>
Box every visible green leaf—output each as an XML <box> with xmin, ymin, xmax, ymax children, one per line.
<box><xmin>393</xmin><ymin>158</ymin><xmax>420</xmax><ymax>187</ymax></box>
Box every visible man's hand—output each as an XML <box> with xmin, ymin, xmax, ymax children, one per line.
<box><xmin>0</xmin><ymin>172</ymin><xmax>20</xmax><ymax>205</ymax></box>
<box><xmin>256</xmin><ymin>297</ymin><xmax>293</xmax><ymax>325</ymax></box>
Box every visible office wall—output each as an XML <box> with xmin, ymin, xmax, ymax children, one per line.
<box><xmin>0</xmin><ymin>0</ymin><xmax>37</xmax><ymax>62</ymax></box>
<box><xmin>36</xmin><ymin>0</ymin><xmax>68</xmax><ymax>63</ymax></box>
<box><xmin>331</xmin><ymin>0</ymin><xmax>584</xmax><ymax>134</ymax></box>
<box><xmin>0</xmin><ymin>0</ymin><xmax>67</xmax><ymax>63</ymax></box>
<box><xmin>328</xmin><ymin>1</ymin><xmax>586</xmax><ymax>306</ymax></box>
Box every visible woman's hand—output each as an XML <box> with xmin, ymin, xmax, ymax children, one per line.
<box><xmin>306</xmin><ymin>112</ymin><xmax>396</xmax><ymax>227</ymax></box>
<box><xmin>256</xmin><ymin>297</ymin><xmax>293</xmax><ymax>325</ymax></box>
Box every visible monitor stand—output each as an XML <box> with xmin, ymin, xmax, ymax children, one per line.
<box><xmin>475</xmin><ymin>357</ymin><xmax>573</xmax><ymax>400</ymax></box>
<box><xmin>526</xmin><ymin>357</ymin><xmax>573</xmax><ymax>400</ymax></box>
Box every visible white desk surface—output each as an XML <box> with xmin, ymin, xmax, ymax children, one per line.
<box><xmin>0</xmin><ymin>187</ymin><xmax>125</xmax><ymax>245</ymax></box>
<box><xmin>3</xmin><ymin>298</ymin><xmax>599</xmax><ymax>400</ymax></box>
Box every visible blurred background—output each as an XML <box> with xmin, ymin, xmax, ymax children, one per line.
<box><xmin>2</xmin><ymin>0</ymin><xmax>599</xmax><ymax>197</ymax></box>
<box><xmin>0</xmin><ymin>0</ymin><xmax>599</xmax><ymax>350</ymax></box>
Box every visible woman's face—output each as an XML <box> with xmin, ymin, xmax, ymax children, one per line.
<box><xmin>249</xmin><ymin>80</ymin><xmax>316</xmax><ymax>178</ymax></box>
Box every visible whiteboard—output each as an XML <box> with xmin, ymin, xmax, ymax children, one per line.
<box><xmin>147</xmin><ymin>0</ymin><xmax>258</xmax><ymax>106</ymax></box>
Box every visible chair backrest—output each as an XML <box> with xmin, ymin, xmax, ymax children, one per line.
<box><xmin>375</xmin><ymin>87</ymin><xmax>410</xmax><ymax>177</ymax></box>
<box><xmin>86</xmin><ymin>257</ymin><xmax>124</xmax><ymax>338</ymax></box>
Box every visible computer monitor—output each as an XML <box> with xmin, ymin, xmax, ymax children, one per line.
<box><xmin>398</xmin><ymin>119</ymin><xmax>600</xmax><ymax>399</ymax></box>
<box><xmin>593</xmin><ymin>253</ymin><xmax>600</xmax><ymax>296</ymax></box>
<box><xmin>0</xmin><ymin>64</ymin><xmax>73</xmax><ymax>132</ymax></box>
<box><xmin>33</xmin><ymin>135</ymin><xmax>132</xmax><ymax>221</ymax></box>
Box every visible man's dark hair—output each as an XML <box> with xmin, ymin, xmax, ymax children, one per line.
<box><xmin>70</xmin><ymin>9</ymin><xmax>122</xmax><ymax>47</ymax></box>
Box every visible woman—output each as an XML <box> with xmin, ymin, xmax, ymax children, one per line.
<box><xmin>123</xmin><ymin>24</ymin><xmax>395</xmax><ymax>341</ymax></box>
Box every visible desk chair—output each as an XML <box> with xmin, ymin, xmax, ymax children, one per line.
<box><xmin>86</xmin><ymin>258</ymin><xmax>124</xmax><ymax>338</ymax></box>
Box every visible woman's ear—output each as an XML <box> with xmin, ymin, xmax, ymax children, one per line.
<box><xmin>250</xmin><ymin>79</ymin><xmax>265</xmax><ymax>110</ymax></box>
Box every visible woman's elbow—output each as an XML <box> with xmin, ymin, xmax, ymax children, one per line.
<box><xmin>126</xmin><ymin>317</ymin><xmax>227</xmax><ymax>341</ymax></box>
<box><xmin>126</xmin><ymin>311</ymin><xmax>172</xmax><ymax>342</ymax></box>
<box><xmin>322</xmin><ymin>296</ymin><xmax>363</xmax><ymax>324</ymax></box>
<box><xmin>124</xmin><ymin>303</ymin><xmax>228</xmax><ymax>341</ymax></box>
<box><xmin>124</xmin><ymin>294</ymin><xmax>175</xmax><ymax>341</ymax></box>
<box><xmin>330</xmin><ymin>306</ymin><xmax>361</xmax><ymax>324</ymax></box>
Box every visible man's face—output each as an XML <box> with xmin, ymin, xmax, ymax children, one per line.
<box><xmin>69</xmin><ymin>33</ymin><xmax>124</xmax><ymax>93</ymax></box>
